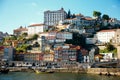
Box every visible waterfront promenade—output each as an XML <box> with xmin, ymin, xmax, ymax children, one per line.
<box><xmin>4</xmin><ymin>66</ymin><xmax>120</xmax><ymax>76</ymax></box>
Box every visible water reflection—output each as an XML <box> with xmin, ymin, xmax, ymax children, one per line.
<box><xmin>0</xmin><ymin>72</ymin><xmax>120</xmax><ymax>80</ymax></box>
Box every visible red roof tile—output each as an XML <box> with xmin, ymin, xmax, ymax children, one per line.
<box><xmin>14</xmin><ymin>27</ymin><xmax>28</xmax><ymax>32</ymax></box>
<box><xmin>98</xmin><ymin>29</ymin><xmax>115</xmax><ymax>32</ymax></box>
<box><xmin>84</xmin><ymin>17</ymin><xmax>93</xmax><ymax>20</ymax></box>
<box><xmin>28</xmin><ymin>24</ymin><xmax>44</xmax><ymax>27</ymax></box>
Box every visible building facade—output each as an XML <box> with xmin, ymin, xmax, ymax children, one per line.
<box><xmin>13</xmin><ymin>26</ymin><xmax>28</xmax><ymax>36</ymax></box>
<box><xmin>28</xmin><ymin>24</ymin><xmax>48</xmax><ymax>35</ymax></box>
<box><xmin>63</xmin><ymin>16</ymin><xmax>95</xmax><ymax>29</ymax></box>
<box><xmin>96</xmin><ymin>30</ymin><xmax>115</xmax><ymax>44</ymax></box>
<box><xmin>4</xmin><ymin>47</ymin><xmax>15</xmax><ymax>61</ymax></box>
<box><xmin>56</xmin><ymin>32</ymin><xmax>73</xmax><ymax>39</ymax></box>
<box><xmin>15</xmin><ymin>53</ymin><xmax>44</xmax><ymax>62</ymax></box>
<box><xmin>44</xmin><ymin>8</ymin><xmax>67</xmax><ymax>26</ymax></box>
<box><xmin>54</xmin><ymin>44</ymin><xmax>79</xmax><ymax>64</ymax></box>
<box><xmin>112</xmin><ymin>29</ymin><xmax>120</xmax><ymax>44</ymax></box>
<box><xmin>109</xmin><ymin>18</ymin><xmax>120</xmax><ymax>26</ymax></box>
<box><xmin>43</xmin><ymin>53</ymin><xmax>54</xmax><ymax>62</ymax></box>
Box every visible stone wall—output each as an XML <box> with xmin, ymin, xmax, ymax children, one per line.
<box><xmin>87</xmin><ymin>68</ymin><xmax>120</xmax><ymax>76</ymax></box>
<box><xmin>54</xmin><ymin>68</ymin><xmax>120</xmax><ymax>76</ymax></box>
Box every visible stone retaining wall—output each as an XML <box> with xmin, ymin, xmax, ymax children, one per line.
<box><xmin>7</xmin><ymin>67</ymin><xmax>120</xmax><ymax>76</ymax></box>
<box><xmin>87</xmin><ymin>68</ymin><xmax>120</xmax><ymax>76</ymax></box>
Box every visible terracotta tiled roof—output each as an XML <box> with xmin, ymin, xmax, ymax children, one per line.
<box><xmin>84</xmin><ymin>17</ymin><xmax>93</xmax><ymax>20</ymax></box>
<box><xmin>75</xmin><ymin>14</ymin><xmax>84</xmax><ymax>17</ymax></box>
<box><xmin>65</xmin><ymin>18</ymin><xmax>77</xmax><ymax>20</ymax></box>
<box><xmin>28</xmin><ymin>24</ymin><xmax>44</xmax><ymax>27</ymax></box>
<box><xmin>98</xmin><ymin>29</ymin><xmax>116</xmax><ymax>32</ymax></box>
<box><xmin>14</xmin><ymin>27</ymin><xmax>28</xmax><ymax>32</ymax></box>
<box><xmin>46</xmin><ymin>36</ymin><xmax>56</xmax><ymax>40</ymax></box>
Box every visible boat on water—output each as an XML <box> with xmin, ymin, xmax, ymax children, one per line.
<box><xmin>35</xmin><ymin>69</ymin><xmax>54</xmax><ymax>74</ymax></box>
<box><xmin>0</xmin><ymin>68</ymin><xmax>9</xmax><ymax>74</ymax></box>
<box><xmin>0</xmin><ymin>65</ymin><xmax>9</xmax><ymax>74</ymax></box>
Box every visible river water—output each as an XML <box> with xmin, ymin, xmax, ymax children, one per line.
<box><xmin>0</xmin><ymin>72</ymin><xmax>120</xmax><ymax>80</ymax></box>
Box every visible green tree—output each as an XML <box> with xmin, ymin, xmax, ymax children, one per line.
<box><xmin>93</xmin><ymin>11</ymin><xmax>101</xmax><ymax>18</ymax></box>
<box><xmin>33</xmin><ymin>42</ymin><xmax>40</xmax><ymax>47</ymax></box>
<box><xmin>72</xmin><ymin>14</ymin><xmax>76</xmax><ymax>18</ymax></box>
<box><xmin>4</xmin><ymin>35</ymin><xmax>17</xmax><ymax>40</ymax></box>
<box><xmin>16</xmin><ymin>44</ymin><xmax>29</xmax><ymax>52</ymax></box>
<box><xmin>65</xmin><ymin>32</ymin><xmax>86</xmax><ymax>46</ymax></box>
<box><xmin>67</xmin><ymin>9</ymin><xmax>71</xmax><ymax>19</ymax></box>
<box><xmin>17</xmin><ymin>36</ymin><xmax>24</xmax><ymax>41</ymax></box>
<box><xmin>32</xmin><ymin>34</ymin><xmax>39</xmax><ymax>40</ymax></box>
<box><xmin>105</xmin><ymin>43</ymin><xmax>115</xmax><ymax>51</ymax></box>
<box><xmin>22</xmin><ymin>33</ymin><xmax>28</xmax><ymax>37</ymax></box>
<box><xmin>27</xmin><ymin>45</ymin><xmax>32</xmax><ymax>50</ymax></box>
<box><xmin>102</xmin><ymin>14</ymin><xmax>109</xmax><ymax>21</ymax></box>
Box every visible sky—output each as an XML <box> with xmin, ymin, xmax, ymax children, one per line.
<box><xmin>0</xmin><ymin>0</ymin><xmax>120</xmax><ymax>34</ymax></box>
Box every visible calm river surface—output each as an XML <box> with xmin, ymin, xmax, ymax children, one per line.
<box><xmin>0</xmin><ymin>72</ymin><xmax>120</xmax><ymax>80</ymax></box>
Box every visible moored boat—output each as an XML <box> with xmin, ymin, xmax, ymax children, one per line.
<box><xmin>35</xmin><ymin>69</ymin><xmax>54</xmax><ymax>74</ymax></box>
<box><xmin>0</xmin><ymin>68</ymin><xmax>9</xmax><ymax>74</ymax></box>
<box><xmin>35</xmin><ymin>69</ymin><xmax>47</xmax><ymax>74</ymax></box>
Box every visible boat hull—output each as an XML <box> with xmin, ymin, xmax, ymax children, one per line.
<box><xmin>35</xmin><ymin>70</ymin><xmax>54</xmax><ymax>74</ymax></box>
<box><xmin>0</xmin><ymin>69</ymin><xmax>9</xmax><ymax>74</ymax></box>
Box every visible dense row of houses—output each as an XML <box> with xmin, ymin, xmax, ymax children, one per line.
<box><xmin>1</xmin><ymin>8</ymin><xmax>120</xmax><ymax>65</ymax></box>
<box><xmin>1</xmin><ymin>44</ymin><xmax>91</xmax><ymax>63</ymax></box>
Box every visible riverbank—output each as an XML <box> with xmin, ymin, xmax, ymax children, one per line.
<box><xmin>1</xmin><ymin>72</ymin><xmax>120</xmax><ymax>80</ymax></box>
<box><xmin>54</xmin><ymin>68</ymin><xmax>120</xmax><ymax>76</ymax></box>
<box><xmin>4</xmin><ymin>67</ymin><xmax>120</xmax><ymax>76</ymax></box>
<box><xmin>87</xmin><ymin>68</ymin><xmax>120</xmax><ymax>76</ymax></box>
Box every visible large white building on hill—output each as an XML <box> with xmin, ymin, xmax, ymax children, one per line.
<box><xmin>28</xmin><ymin>24</ymin><xmax>48</xmax><ymax>35</ymax></box>
<box><xmin>96</xmin><ymin>30</ymin><xmax>115</xmax><ymax>44</ymax></box>
<box><xmin>44</xmin><ymin>8</ymin><xmax>67</xmax><ymax>26</ymax></box>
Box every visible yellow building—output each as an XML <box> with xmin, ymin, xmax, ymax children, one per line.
<box><xmin>43</xmin><ymin>53</ymin><xmax>54</xmax><ymax>62</ymax></box>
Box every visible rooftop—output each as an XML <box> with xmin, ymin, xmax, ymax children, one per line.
<box><xmin>28</xmin><ymin>24</ymin><xmax>44</xmax><ymax>27</ymax></box>
<box><xmin>98</xmin><ymin>29</ymin><xmax>116</xmax><ymax>32</ymax></box>
<box><xmin>14</xmin><ymin>27</ymin><xmax>28</xmax><ymax>32</ymax></box>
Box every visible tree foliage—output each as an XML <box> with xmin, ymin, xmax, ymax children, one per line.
<box><xmin>105</xmin><ymin>43</ymin><xmax>115</xmax><ymax>51</ymax></box>
<box><xmin>65</xmin><ymin>32</ymin><xmax>86</xmax><ymax>46</ymax></box>
<box><xmin>102</xmin><ymin>14</ymin><xmax>109</xmax><ymax>20</ymax></box>
<box><xmin>16</xmin><ymin>44</ymin><xmax>29</xmax><ymax>52</ymax></box>
<box><xmin>27</xmin><ymin>34</ymin><xmax>39</xmax><ymax>41</ymax></box>
<box><xmin>67</xmin><ymin>9</ymin><xmax>71</xmax><ymax>19</ymax></box>
<box><xmin>93</xmin><ymin>11</ymin><xmax>101</xmax><ymax>18</ymax></box>
<box><xmin>71</xmin><ymin>14</ymin><xmax>76</xmax><ymax>18</ymax></box>
<box><xmin>22</xmin><ymin>33</ymin><xmax>28</xmax><ymax>37</ymax></box>
<box><xmin>33</xmin><ymin>42</ymin><xmax>40</xmax><ymax>47</ymax></box>
<box><xmin>100</xmin><ymin>43</ymin><xmax>117</xmax><ymax>56</ymax></box>
<box><xmin>32</xmin><ymin>34</ymin><xmax>39</xmax><ymax>40</ymax></box>
<box><xmin>5</xmin><ymin>35</ymin><xmax>17</xmax><ymax>40</ymax></box>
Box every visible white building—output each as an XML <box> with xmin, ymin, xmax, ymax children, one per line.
<box><xmin>100</xmin><ymin>53</ymin><xmax>113</xmax><ymax>62</ymax></box>
<box><xmin>109</xmin><ymin>18</ymin><xmax>120</xmax><ymax>26</ymax></box>
<box><xmin>86</xmin><ymin>38</ymin><xmax>97</xmax><ymax>44</ymax></box>
<box><xmin>44</xmin><ymin>8</ymin><xmax>67</xmax><ymax>26</ymax></box>
<box><xmin>96</xmin><ymin>30</ymin><xmax>115</xmax><ymax>44</ymax></box>
<box><xmin>63</xmin><ymin>16</ymin><xmax>95</xmax><ymax>28</ymax></box>
<box><xmin>56</xmin><ymin>32</ymin><xmax>72</xmax><ymax>39</ymax></box>
<box><xmin>28</xmin><ymin>24</ymin><xmax>48</xmax><ymax>35</ymax></box>
<box><xmin>112</xmin><ymin>29</ymin><xmax>120</xmax><ymax>44</ymax></box>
